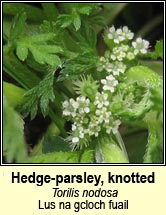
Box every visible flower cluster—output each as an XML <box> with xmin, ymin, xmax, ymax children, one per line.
<box><xmin>96</xmin><ymin>56</ymin><xmax>109</xmax><ymax>72</ymax></box>
<box><xmin>62</xmin><ymin>90</ymin><xmax>121</xmax><ymax>149</ymax></box>
<box><xmin>132</xmin><ymin>37</ymin><xmax>150</xmax><ymax>55</ymax></box>
<box><xmin>62</xmin><ymin>26</ymin><xmax>150</xmax><ymax>149</ymax></box>
<box><xmin>97</xmin><ymin>59</ymin><xmax>126</xmax><ymax>76</ymax></box>
<box><xmin>101</xmin><ymin>75</ymin><xmax>118</xmax><ymax>92</ymax></box>
<box><xmin>97</xmin><ymin>26</ymin><xmax>149</xmax><ymax>76</ymax></box>
<box><xmin>62</xmin><ymin>96</ymin><xmax>90</xmax><ymax>118</ymax></box>
<box><xmin>110</xmin><ymin>44</ymin><xmax>129</xmax><ymax>61</ymax></box>
<box><xmin>107</xmin><ymin>26</ymin><xmax>134</xmax><ymax>43</ymax></box>
<box><xmin>108</xmin><ymin>26</ymin><xmax>149</xmax><ymax>57</ymax></box>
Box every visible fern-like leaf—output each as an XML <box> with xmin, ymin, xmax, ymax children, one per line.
<box><xmin>57</xmin><ymin>52</ymin><xmax>98</xmax><ymax>81</ymax></box>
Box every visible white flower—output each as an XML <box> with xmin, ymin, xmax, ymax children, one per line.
<box><xmin>72</xmin><ymin>137</ymin><xmax>79</xmax><ymax>143</ymax></box>
<box><xmin>126</xmin><ymin>52</ymin><xmax>135</xmax><ymax>60</ymax></box>
<box><xmin>62</xmin><ymin>100</ymin><xmax>69</xmax><ymax>108</ymax></box>
<box><xmin>111</xmin><ymin>45</ymin><xmax>129</xmax><ymax>61</ymax></box>
<box><xmin>108</xmin><ymin>26</ymin><xmax>121</xmax><ymax>43</ymax></box>
<box><xmin>62</xmin><ymin>95</ymin><xmax>90</xmax><ymax>120</ymax></box>
<box><xmin>79</xmin><ymin>131</ymin><xmax>84</xmax><ymax>138</ymax></box>
<box><xmin>72</xmin><ymin>124</ymin><xmax>77</xmax><ymax>131</ymax></box>
<box><xmin>101</xmin><ymin>75</ymin><xmax>118</xmax><ymax>92</ymax></box>
<box><xmin>97</xmin><ymin>56</ymin><xmax>110</xmax><ymax>72</ymax></box>
<box><xmin>106</xmin><ymin>61</ymin><xmax>127</xmax><ymax>76</ymax></box>
<box><xmin>84</xmin><ymin>107</ymin><xmax>90</xmax><ymax>113</ymax></box>
<box><xmin>112</xmin><ymin>120</ymin><xmax>121</xmax><ymax>134</ymax></box>
<box><xmin>87</xmin><ymin>115</ymin><xmax>102</xmax><ymax>137</ymax></box>
<box><xmin>132</xmin><ymin>37</ymin><xmax>149</xmax><ymax>55</ymax></box>
<box><xmin>107</xmin><ymin>26</ymin><xmax>126</xmax><ymax>43</ymax></box>
<box><xmin>107</xmin><ymin>26</ymin><xmax>134</xmax><ymax>44</ymax></box>
<box><xmin>122</xmin><ymin>26</ymin><xmax>134</xmax><ymax>40</ymax></box>
<box><xmin>106</xmin><ymin>126</ymin><xmax>113</xmax><ymax>134</ymax></box>
<box><xmin>62</xmin><ymin>109</ymin><xmax>70</xmax><ymax>116</ymax></box>
<box><xmin>94</xmin><ymin>92</ymin><xmax>110</xmax><ymax>109</ymax></box>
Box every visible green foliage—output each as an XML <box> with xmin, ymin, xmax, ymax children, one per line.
<box><xmin>96</xmin><ymin>135</ymin><xmax>129</xmax><ymax>163</ymax></box>
<box><xmin>57</xmin><ymin>3</ymin><xmax>101</xmax><ymax>31</ymax></box>
<box><xmin>3</xmin><ymin>3</ymin><xmax>44</xmax><ymax>22</ymax></box>
<box><xmin>145</xmin><ymin>40</ymin><xmax>163</xmax><ymax>60</ymax></box>
<box><xmin>3</xmin><ymin>81</ymin><xmax>26</xmax><ymax>108</ymax></box>
<box><xmin>9</xmin><ymin>11</ymin><xmax>27</xmax><ymax>40</ymax></box>
<box><xmin>155</xmin><ymin>40</ymin><xmax>163</xmax><ymax>59</ymax></box>
<box><xmin>3</xmin><ymin>3</ymin><xmax>163</xmax><ymax>164</ymax></box>
<box><xmin>3</xmin><ymin>96</ymin><xmax>27</xmax><ymax>163</ymax></box>
<box><xmin>57</xmin><ymin>52</ymin><xmax>98</xmax><ymax>81</ymax></box>
<box><xmin>16</xmin><ymin>33</ymin><xmax>62</xmax><ymax>66</ymax></box>
<box><xmin>41</xmin><ymin>3</ymin><xmax>59</xmax><ymax>21</ymax></box>
<box><xmin>3</xmin><ymin>53</ymin><xmax>40</xmax><ymax>89</ymax></box>
<box><xmin>42</xmin><ymin>136</ymin><xmax>70</xmax><ymax>153</ymax></box>
<box><xmin>22</xmin><ymin>68</ymin><xmax>56</xmax><ymax>119</ymax></box>
<box><xmin>29</xmin><ymin>151</ymin><xmax>79</xmax><ymax>163</ymax></box>
<box><xmin>113</xmin><ymin>66</ymin><xmax>162</xmax><ymax>121</ymax></box>
<box><xmin>29</xmin><ymin>136</ymin><xmax>95</xmax><ymax>163</ymax></box>
<box><xmin>144</xmin><ymin>112</ymin><xmax>163</xmax><ymax>163</ymax></box>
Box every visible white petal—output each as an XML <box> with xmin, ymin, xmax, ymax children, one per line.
<box><xmin>116</xmin><ymin>28</ymin><xmax>122</xmax><ymax>34</ymax></box>
<box><xmin>109</xmin><ymin>26</ymin><xmax>115</xmax><ymax>33</ymax></box>
<box><xmin>132</xmin><ymin>41</ymin><xmax>137</xmax><ymax>48</ymax></box>
<box><xmin>134</xmin><ymin>49</ymin><xmax>139</xmax><ymax>55</ymax></box>
<box><xmin>108</xmin><ymin>33</ymin><xmax>113</xmax><ymax>39</ymax></box>
<box><xmin>63</xmin><ymin>101</ymin><xmax>69</xmax><ymax>108</ymax></box>
<box><xmin>141</xmin><ymin>49</ymin><xmax>147</xmax><ymax>54</ymax></box>
<box><xmin>72</xmin><ymin>137</ymin><xmax>79</xmax><ymax>143</ymax></box>
<box><xmin>114</xmin><ymin>38</ymin><xmax>120</xmax><ymax>43</ymax></box>
<box><xmin>136</xmin><ymin>37</ymin><xmax>142</xmax><ymax>43</ymax></box>
<box><xmin>101</xmin><ymin>79</ymin><xmax>106</xmax><ymax>84</ymax></box>
<box><xmin>72</xmin><ymin>124</ymin><xmax>77</xmax><ymax>131</ymax></box>
<box><xmin>123</xmin><ymin>26</ymin><xmax>128</xmax><ymax>32</ymax></box>
<box><xmin>84</xmin><ymin>107</ymin><xmax>90</xmax><ymax>113</ymax></box>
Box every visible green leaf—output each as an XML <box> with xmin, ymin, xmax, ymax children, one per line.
<box><xmin>35</xmin><ymin>45</ymin><xmax>63</xmax><ymax>54</ymax></box>
<box><xmin>73</xmin><ymin>14</ymin><xmax>81</xmax><ymax>31</ymax></box>
<box><xmin>3</xmin><ymin>53</ymin><xmax>40</xmax><ymax>90</ymax></box>
<box><xmin>144</xmin><ymin>117</ymin><xmax>163</xmax><ymax>163</ymax></box>
<box><xmin>90</xmin><ymin>16</ymin><xmax>106</xmax><ymax>26</ymax></box>
<box><xmin>78</xmin><ymin>6</ymin><xmax>93</xmax><ymax>15</ymax></box>
<box><xmin>3</xmin><ymin>81</ymin><xmax>26</xmax><ymax>108</ymax></box>
<box><xmin>155</xmin><ymin>40</ymin><xmax>163</xmax><ymax>59</ymax></box>
<box><xmin>123</xmin><ymin>131</ymin><xmax>147</xmax><ymax>163</ymax></box>
<box><xmin>29</xmin><ymin>45</ymin><xmax>61</xmax><ymax>67</ymax></box>
<box><xmin>86</xmin><ymin>27</ymin><xmax>97</xmax><ymax>48</ymax></box>
<box><xmin>41</xmin><ymin>3</ymin><xmax>59</xmax><ymax>21</ymax></box>
<box><xmin>144</xmin><ymin>40</ymin><xmax>163</xmax><ymax>60</ymax></box>
<box><xmin>22</xmin><ymin>68</ymin><xmax>57</xmax><ymax>119</ymax></box>
<box><xmin>22</xmin><ymin>33</ymin><xmax>56</xmax><ymax>43</ymax></box>
<box><xmin>79</xmin><ymin>148</ymin><xmax>94</xmax><ymax>163</ymax></box>
<box><xmin>57</xmin><ymin>52</ymin><xmax>98</xmax><ymax>81</ymax></box>
<box><xmin>57</xmin><ymin>14</ymin><xmax>73</xmax><ymax>28</ymax></box>
<box><xmin>3</xmin><ymin>3</ymin><xmax>44</xmax><ymax>22</ymax></box>
<box><xmin>113</xmin><ymin>66</ymin><xmax>163</xmax><ymax>120</ymax></box>
<box><xmin>125</xmin><ymin>66</ymin><xmax>162</xmax><ymax>90</ymax></box>
<box><xmin>16</xmin><ymin>43</ymin><xmax>28</xmax><ymax>61</ymax></box>
<box><xmin>3</xmin><ymin>96</ymin><xmax>27</xmax><ymax>163</ymax></box>
<box><xmin>28</xmin><ymin>151</ymin><xmax>79</xmax><ymax>163</ymax></box>
<box><xmin>96</xmin><ymin>135</ymin><xmax>129</xmax><ymax>163</ymax></box>
<box><xmin>16</xmin><ymin>33</ymin><xmax>62</xmax><ymax>67</ymax></box>
<box><xmin>9</xmin><ymin>11</ymin><xmax>27</xmax><ymax>40</ymax></box>
<box><xmin>42</xmin><ymin>136</ymin><xmax>70</xmax><ymax>153</ymax></box>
